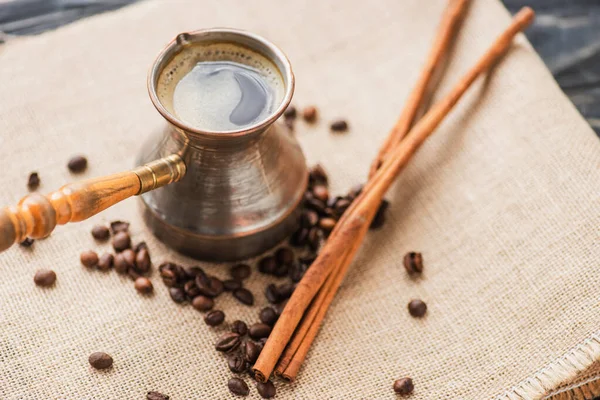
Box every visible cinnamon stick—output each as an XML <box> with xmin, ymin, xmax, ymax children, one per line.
<box><xmin>253</xmin><ymin>7</ymin><xmax>535</xmax><ymax>383</ymax></box>
<box><xmin>368</xmin><ymin>0</ymin><xmax>470</xmax><ymax>178</ymax></box>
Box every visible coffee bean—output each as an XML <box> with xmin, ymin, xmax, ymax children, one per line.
<box><xmin>265</xmin><ymin>284</ymin><xmax>281</xmax><ymax>304</ymax></box>
<box><xmin>274</xmin><ymin>300</ymin><xmax>288</xmax><ymax>315</ymax></box>
<box><xmin>256</xmin><ymin>380</ymin><xmax>276</xmax><ymax>398</ymax></box>
<box><xmin>249</xmin><ymin>323</ymin><xmax>271</xmax><ymax>340</ymax></box>
<box><xmin>215</xmin><ymin>332</ymin><xmax>241</xmax><ymax>352</ymax></box>
<box><xmin>96</xmin><ymin>253</ymin><xmax>114</xmax><ymax>271</ymax></box>
<box><xmin>230</xmin><ymin>263</ymin><xmax>251</xmax><ymax>281</ymax></box>
<box><xmin>309</xmin><ymin>164</ymin><xmax>328</xmax><ymax>185</ymax></box>
<box><xmin>258</xmin><ymin>256</ymin><xmax>277</xmax><ymax>274</ymax></box>
<box><xmin>128</xmin><ymin>268</ymin><xmax>141</xmax><ymax>281</ymax></box>
<box><xmin>88</xmin><ymin>352</ymin><xmax>113</xmax><ymax>369</ymax></box>
<box><xmin>330</xmin><ymin>119</ymin><xmax>348</xmax><ymax>132</ymax></box>
<box><xmin>290</xmin><ymin>227</ymin><xmax>309</xmax><ymax>247</ymax></box>
<box><xmin>370</xmin><ymin>199</ymin><xmax>389</xmax><ymax>229</ymax></box>
<box><xmin>273</xmin><ymin>263</ymin><xmax>290</xmax><ymax>278</ymax></box>
<box><xmin>307</xmin><ymin>227</ymin><xmax>321</xmax><ymax>251</ymax></box>
<box><xmin>80</xmin><ymin>250</ymin><xmax>99</xmax><ymax>268</ymax></box>
<box><xmin>19</xmin><ymin>238</ymin><xmax>34</xmax><ymax>247</ymax></box>
<box><xmin>134</xmin><ymin>277</ymin><xmax>153</xmax><ymax>294</ymax></box>
<box><xmin>228</xmin><ymin>377</ymin><xmax>249</xmax><ymax>397</ymax></box>
<box><xmin>231</xmin><ymin>320</ymin><xmax>248</xmax><ymax>336</ymax></box>
<box><xmin>312</xmin><ymin>185</ymin><xmax>329</xmax><ymax>203</ymax></box>
<box><xmin>27</xmin><ymin>172</ymin><xmax>40</xmax><ymax>191</ymax></box>
<box><xmin>408</xmin><ymin>299</ymin><xmax>427</xmax><ymax>317</ymax></box>
<box><xmin>244</xmin><ymin>340</ymin><xmax>261</xmax><ymax>364</ymax></box>
<box><xmin>112</xmin><ymin>231</ymin><xmax>131</xmax><ymax>252</ymax></box>
<box><xmin>110</xmin><ymin>220</ymin><xmax>130</xmax><ymax>234</ymax></box>
<box><xmin>169</xmin><ymin>287</ymin><xmax>187</xmax><ymax>304</ymax></box>
<box><xmin>224</xmin><ymin>279</ymin><xmax>242</xmax><ymax>292</ymax></box>
<box><xmin>197</xmin><ymin>276</ymin><xmax>224</xmax><ymax>298</ymax></box>
<box><xmin>91</xmin><ymin>225</ymin><xmax>110</xmax><ymax>241</ymax></box>
<box><xmin>233</xmin><ymin>288</ymin><xmax>254</xmax><ymax>306</ymax></box>
<box><xmin>318</xmin><ymin>217</ymin><xmax>337</xmax><ymax>233</ymax></box>
<box><xmin>259</xmin><ymin>307</ymin><xmax>278</xmax><ymax>326</ymax></box>
<box><xmin>284</xmin><ymin>105</ymin><xmax>297</xmax><ymax>120</ymax></box>
<box><xmin>302</xmin><ymin>105</ymin><xmax>318</xmax><ymax>123</ymax></box>
<box><xmin>192</xmin><ymin>295</ymin><xmax>214</xmax><ymax>312</ymax></box>
<box><xmin>147</xmin><ymin>391</ymin><xmax>169</xmax><ymax>400</ymax></box>
<box><xmin>205</xmin><ymin>310</ymin><xmax>225</xmax><ymax>327</ymax></box>
<box><xmin>185</xmin><ymin>266</ymin><xmax>207</xmax><ymax>280</ymax></box>
<box><xmin>276</xmin><ymin>283</ymin><xmax>295</xmax><ymax>299</ymax></box>
<box><xmin>33</xmin><ymin>269</ymin><xmax>56</xmax><ymax>287</ymax></box>
<box><xmin>67</xmin><ymin>155</ymin><xmax>87</xmax><ymax>173</ymax></box>
<box><xmin>403</xmin><ymin>252</ymin><xmax>423</xmax><ymax>275</ymax></box>
<box><xmin>121</xmin><ymin>249</ymin><xmax>135</xmax><ymax>269</ymax></box>
<box><xmin>228</xmin><ymin>353</ymin><xmax>247</xmax><ymax>373</ymax></box>
<box><xmin>305</xmin><ymin>197</ymin><xmax>327</xmax><ymax>215</ymax></box>
<box><xmin>301</xmin><ymin>210</ymin><xmax>319</xmax><ymax>228</ymax></box>
<box><xmin>289</xmin><ymin>262</ymin><xmax>307</xmax><ymax>283</ymax></box>
<box><xmin>134</xmin><ymin>241</ymin><xmax>148</xmax><ymax>253</ymax></box>
<box><xmin>113</xmin><ymin>253</ymin><xmax>130</xmax><ymax>274</ymax></box>
<box><xmin>333</xmin><ymin>198</ymin><xmax>352</xmax><ymax>215</ymax></box>
<box><xmin>393</xmin><ymin>377</ymin><xmax>414</xmax><ymax>395</ymax></box>
<box><xmin>135</xmin><ymin>248</ymin><xmax>151</xmax><ymax>273</ymax></box>
<box><xmin>182</xmin><ymin>281</ymin><xmax>200</xmax><ymax>298</ymax></box>
<box><xmin>275</xmin><ymin>247</ymin><xmax>294</xmax><ymax>266</ymax></box>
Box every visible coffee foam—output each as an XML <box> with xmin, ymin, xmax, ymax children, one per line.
<box><xmin>156</xmin><ymin>41</ymin><xmax>285</xmax><ymax>130</ymax></box>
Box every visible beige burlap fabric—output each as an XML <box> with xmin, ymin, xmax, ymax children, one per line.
<box><xmin>0</xmin><ymin>0</ymin><xmax>599</xmax><ymax>399</ymax></box>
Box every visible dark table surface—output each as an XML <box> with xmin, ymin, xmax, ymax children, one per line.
<box><xmin>0</xmin><ymin>0</ymin><xmax>599</xmax><ymax>137</ymax></box>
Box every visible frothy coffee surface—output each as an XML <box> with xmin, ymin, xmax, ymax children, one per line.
<box><xmin>157</xmin><ymin>42</ymin><xmax>284</xmax><ymax>132</ymax></box>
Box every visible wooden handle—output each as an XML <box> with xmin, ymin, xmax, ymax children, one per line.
<box><xmin>0</xmin><ymin>154</ymin><xmax>186</xmax><ymax>252</ymax></box>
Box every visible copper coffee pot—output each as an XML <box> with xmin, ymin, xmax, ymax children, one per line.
<box><xmin>0</xmin><ymin>29</ymin><xmax>307</xmax><ymax>261</ymax></box>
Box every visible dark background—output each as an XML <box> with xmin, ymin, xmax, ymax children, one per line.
<box><xmin>0</xmin><ymin>0</ymin><xmax>599</xmax><ymax>137</ymax></box>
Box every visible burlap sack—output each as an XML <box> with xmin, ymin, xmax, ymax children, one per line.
<box><xmin>0</xmin><ymin>0</ymin><xmax>598</xmax><ymax>399</ymax></box>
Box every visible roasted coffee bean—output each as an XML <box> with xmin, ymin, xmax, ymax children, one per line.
<box><xmin>330</xmin><ymin>119</ymin><xmax>349</xmax><ymax>132</ymax></box>
<box><xmin>256</xmin><ymin>380</ymin><xmax>276</xmax><ymax>399</ymax></box>
<box><xmin>134</xmin><ymin>248</ymin><xmax>151</xmax><ymax>273</ymax></box>
<box><xmin>276</xmin><ymin>283</ymin><xmax>295</xmax><ymax>299</ymax></box>
<box><xmin>34</xmin><ymin>269</ymin><xmax>56</xmax><ymax>287</ymax></box>
<box><xmin>312</xmin><ymin>185</ymin><xmax>329</xmax><ymax>202</ymax></box>
<box><xmin>215</xmin><ymin>332</ymin><xmax>240</xmax><ymax>352</ymax></box>
<box><xmin>112</xmin><ymin>231</ymin><xmax>131</xmax><ymax>252</ymax></box>
<box><xmin>97</xmin><ymin>253</ymin><xmax>114</xmax><ymax>271</ymax></box>
<box><xmin>258</xmin><ymin>256</ymin><xmax>277</xmax><ymax>274</ymax></box>
<box><xmin>319</xmin><ymin>217</ymin><xmax>337</xmax><ymax>233</ymax></box>
<box><xmin>205</xmin><ymin>310</ymin><xmax>226</xmax><ymax>327</ymax></box>
<box><xmin>283</xmin><ymin>105</ymin><xmax>297</xmax><ymax>120</ymax></box>
<box><xmin>393</xmin><ymin>377</ymin><xmax>414</xmax><ymax>395</ymax></box>
<box><xmin>265</xmin><ymin>284</ymin><xmax>281</xmax><ymax>304</ymax></box>
<box><xmin>233</xmin><ymin>288</ymin><xmax>254</xmax><ymax>306</ymax></box>
<box><xmin>231</xmin><ymin>320</ymin><xmax>248</xmax><ymax>336</ymax></box>
<box><xmin>258</xmin><ymin>337</ymin><xmax>269</xmax><ymax>346</ymax></box>
<box><xmin>169</xmin><ymin>287</ymin><xmax>187</xmax><ymax>304</ymax></box>
<box><xmin>27</xmin><ymin>172</ymin><xmax>40</xmax><ymax>190</ymax></box>
<box><xmin>134</xmin><ymin>277</ymin><xmax>153</xmax><ymax>294</ymax></box>
<box><xmin>134</xmin><ymin>241</ymin><xmax>148</xmax><ymax>253</ymax></box>
<box><xmin>302</xmin><ymin>105</ymin><xmax>318</xmax><ymax>123</ymax></box>
<box><xmin>19</xmin><ymin>238</ymin><xmax>34</xmax><ymax>247</ymax></box>
<box><xmin>259</xmin><ymin>307</ymin><xmax>278</xmax><ymax>326</ymax></box>
<box><xmin>309</xmin><ymin>164</ymin><xmax>328</xmax><ymax>185</ymax></box>
<box><xmin>301</xmin><ymin>210</ymin><xmax>319</xmax><ymax>228</ymax></box>
<box><xmin>192</xmin><ymin>295</ymin><xmax>214</xmax><ymax>312</ymax></box>
<box><xmin>403</xmin><ymin>252</ymin><xmax>423</xmax><ymax>275</ymax></box>
<box><xmin>274</xmin><ymin>300</ymin><xmax>288</xmax><ymax>315</ymax></box>
<box><xmin>197</xmin><ymin>276</ymin><xmax>224</xmax><ymax>298</ymax></box>
<box><xmin>113</xmin><ymin>253</ymin><xmax>128</xmax><ymax>274</ymax></box>
<box><xmin>275</xmin><ymin>247</ymin><xmax>294</xmax><ymax>266</ymax></box>
<box><xmin>110</xmin><ymin>220</ymin><xmax>130</xmax><ymax>234</ymax></box>
<box><xmin>128</xmin><ymin>268</ymin><xmax>141</xmax><ymax>281</ymax></box>
<box><xmin>67</xmin><ymin>155</ymin><xmax>87</xmax><ymax>173</ymax></box>
<box><xmin>322</xmin><ymin>207</ymin><xmax>337</xmax><ymax>219</ymax></box>
<box><xmin>245</xmin><ymin>341</ymin><xmax>261</xmax><ymax>364</ymax></box>
<box><xmin>307</xmin><ymin>227</ymin><xmax>321</xmax><ymax>251</ymax></box>
<box><xmin>289</xmin><ymin>262</ymin><xmax>307</xmax><ymax>283</ymax></box>
<box><xmin>158</xmin><ymin>263</ymin><xmax>178</xmax><ymax>286</ymax></box>
<box><xmin>249</xmin><ymin>323</ymin><xmax>272</xmax><ymax>340</ymax></box>
<box><xmin>185</xmin><ymin>266</ymin><xmax>207</xmax><ymax>280</ymax></box>
<box><xmin>228</xmin><ymin>377</ymin><xmax>249</xmax><ymax>397</ymax></box>
<box><xmin>408</xmin><ymin>299</ymin><xmax>427</xmax><ymax>317</ymax></box>
<box><xmin>121</xmin><ymin>249</ymin><xmax>136</xmax><ymax>269</ymax></box>
<box><xmin>88</xmin><ymin>352</ymin><xmax>113</xmax><ymax>370</ymax></box>
<box><xmin>184</xmin><ymin>281</ymin><xmax>201</xmax><ymax>298</ymax></box>
<box><xmin>229</xmin><ymin>263</ymin><xmax>251</xmax><ymax>281</ymax></box>
<box><xmin>290</xmin><ymin>227</ymin><xmax>309</xmax><ymax>247</ymax></box>
<box><xmin>91</xmin><ymin>225</ymin><xmax>110</xmax><ymax>241</ymax></box>
<box><xmin>305</xmin><ymin>197</ymin><xmax>327</xmax><ymax>215</ymax></box>
<box><xmin>273</xmin><ymin>263</ymin><xmax>289</xmax><ymax>278</ymax></box>
<box><xmin>370</xmin><ymin>199</ymin><xmax>389</xmax><ymax>229</ymax></box>
<box><xmin>80</xmin><ymin>250</ymin><xmax>99</xmax><ymax>268</ymax></box>
<box><xmin>223</xmin><ymin>279</ymin><xmax>242</xmax><ymax>292</ymax></box>
<box><xmin>228</xmin><ymin>353</ymin><xmax>247</xmax><ymax>373</ymax></box>
<box><xmin>147</xmin><ymin>391</ymin><xmax>169</xmax><ymax>400</ymax></box>
<box><xmin>334</xmin><ymin>198</ymin><xmax>352</xmax><ymax>215</ymax></box>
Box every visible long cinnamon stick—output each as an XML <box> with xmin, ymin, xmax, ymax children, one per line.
<box><xmin>275</xmin><ymin>1</ymin><xmax>470</xmax><ymax>376</ymax></box>
<box><xmin>368</xmin><ymin>0</ymin><xmax>470</xmax><ymax>178</ymax></box>
<box><xmin>253</xmin><ymin>7</ymin><xmax>535</xmax><ymax>383</ymax></box>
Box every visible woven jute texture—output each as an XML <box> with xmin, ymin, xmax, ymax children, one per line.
<box><xmin>0</xmin><ymin>0</ymin><xmax>599</xmax><ymax>399</ymax></box>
